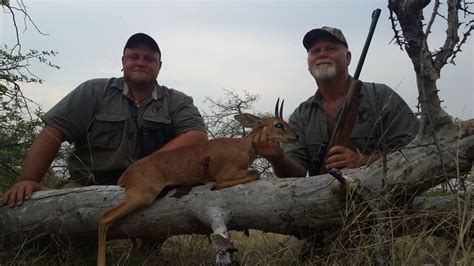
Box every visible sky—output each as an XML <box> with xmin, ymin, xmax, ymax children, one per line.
<box><xmin>1</xmin><ymin>0</ymin><xmax>473</xmax><ymax>120</ymax></box>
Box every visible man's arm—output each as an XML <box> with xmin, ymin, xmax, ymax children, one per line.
<box><xmin>158</xmin><ymin>130</ymin><xmax>208</xmax><ymax>153</ymax></box>
<box><xmin>270</xmin><ymin>155</ymin><xmax>307</xmax><ymax>178</ymax></box>
<box><xmin>253</xmin><ymin>127</ymin><xmax>306</xmax><ymax>178</ymax></box>
<box><xmin>2</xmin><ymin>125</ymin><xmax>64</xmax><ymax>207</ymax></box>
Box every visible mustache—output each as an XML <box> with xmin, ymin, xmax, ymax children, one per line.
<box><xmin>315</xmin><ymin>59</ymin><xmax>334</xmax><ymax>65</ymax></box>
<box><xmin>132</xmin><ymin>68</ymin><xmax>148</xmax><ymax>72</ymax></box>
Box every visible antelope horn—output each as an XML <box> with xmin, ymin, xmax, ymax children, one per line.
<box><xmin>274</xmin><ymin>98</ymin><xmax>280</xmax><ymax>117</ymax></box>
<box><xmin>279</xmin><ymin>99</ymin><xmax>284</xmax><ymax>118</ymax></box>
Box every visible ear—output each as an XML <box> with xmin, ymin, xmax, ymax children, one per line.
<box><xmin>346</xmin><ymin>50</ymin><xmax>352</xmax><ymax>66</ymax></box>
<box><xmin>307</xmin><ymin>53</ymin><xmax>312</xmax><ymax>70</ymax></box>
<box><xmin>157</xmin><ymin>60</ymin><xmax>162</xmax><ymax>73</ymax></box>
<box><xmin>234</xmin><ymin>113</ymin><xmax>262</xmax><ymax>128</ymax></box>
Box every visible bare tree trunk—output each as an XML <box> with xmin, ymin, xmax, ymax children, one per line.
<box><xmin>370</xmin><ymin>3</ymin><xmax>474</xmax><ymax>262</ymax></box>
<box><xmin>389</xmin><ymin>0</ymin><xmax>454</xmax><ymax>130</ymax></box>
<box><xmin>0</xmin><ymin>180</ymin><xmax>472</xmax><ymax>243</ymax></box>
<box><xmin>1</xmin><ymin>125</ymin><xmax>472</xmax><ymax>242</ymax></box>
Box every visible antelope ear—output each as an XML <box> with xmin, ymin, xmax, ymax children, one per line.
<box><xmin>234</xmin><ymin>113</ymin><xmax>262</xmax><ymax>128</ymax></box>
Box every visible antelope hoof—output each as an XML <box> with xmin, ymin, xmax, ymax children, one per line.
<box><xmin>330</xmin><ymin>176</ymin><xmax>358</xmax><ymax>194</ymax></box>
<box><xmin>211</xmin><ymin>234</ymin><xmax>238</xmax><ymax>253</ymax></box>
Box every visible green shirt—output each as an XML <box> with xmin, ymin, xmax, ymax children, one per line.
<box><xmin>42</xmin><ymin>77</ymin><xmax>206</xmax><ymax>184</ymax></box>
<box><xmin>282</xmin><ymin>81</ymin><xmax>419</xmax><ymax>176</ymax></box>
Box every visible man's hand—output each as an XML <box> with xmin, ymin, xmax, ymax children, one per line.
<box><xmin>2</xmin><ymin>180</ymin><xmax>49</xmax><ymax>208</ymax></box>
<box><xmin>252</xmin><ymin>127</ymin><xmax>307</xmax><ymax>177</ymax></box>
<box><xmin>325</xmin><ymin>145</ymin><xmax>365</xmax><ymax>170</ymax></box>
<box><xmin>252</xmin><ymin>127</ymin><xmax>284</xmax><ymax>162</ymax></box>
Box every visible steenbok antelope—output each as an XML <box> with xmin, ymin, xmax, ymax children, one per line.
<box><xmin>97</xmin><ymin>99</ymin><xmax>297</xmax><ymax>266</ymax></box>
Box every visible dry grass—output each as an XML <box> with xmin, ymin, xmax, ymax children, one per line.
<box><xmin>1</xmin><ymin>176</ymin><xmax>471</xmax><ymax>265</ymax></box>
<box><xmin>1</xmin><ymin>226</ymin><xmax>471</xmax><ymax>265</ymax></box>
<box><xmin>0</xmin><ymin>186</ymin><xmax>471</xmax><ymax>265</ymax></box>
<box><xmin>106</xmin><ymin>231</ymin><xmax>304</xmax><ymax>266</ymax></box>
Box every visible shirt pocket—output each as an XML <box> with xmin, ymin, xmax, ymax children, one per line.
<box><xmin>89</xmin><ymin>113</ymin><xmax>126</xmax><ymax>149</ymax></box>
<box><xmin>350</xmin><ymin>122</ymin><xmax>378</xmax><ymax>153</ymax></box>
<box><xmin>139</xmin><ymin>116</ymin><xmax>175</xmax><ymax>157</ymax></box>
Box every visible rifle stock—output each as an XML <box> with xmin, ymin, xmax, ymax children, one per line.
<box><xmin>319</xmin><ymin>80</ymin><xmax>362</xmax><ymax>175</ymax></box>
<box><xmin>317</xmin><ymin>8</ymin><xmax>380</xmax><ymax>175</ymax></box>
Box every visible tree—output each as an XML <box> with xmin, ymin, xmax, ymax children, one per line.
<box><xmin>389</xmin><ymin>0</ymin><xmax>473</xmax><ymax>127</ymax></box>
<box><xmin>0</xmin><ymin>1</ymin><xmax>60</xmax><ymax>190</ymax></box>
<box><xmin>387</xmin><ymin>0</ymin><xmax>474</xmax><ymax>191</ymax></box>
<box><xmin>203</xmin><ymin>89</ymin><xmax>274</xmax><ymax>177</ymax></box>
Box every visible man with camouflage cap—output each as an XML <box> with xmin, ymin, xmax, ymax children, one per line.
<box><xmin>254</xmin><ymin>26</ymin><xmax>419</xmax><ymax>177</ymax></box>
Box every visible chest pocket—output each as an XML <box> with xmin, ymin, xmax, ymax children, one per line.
<box><xmin>139</xmin><ymin>116</ymin><xmax>175</xmax><ymax>157</ymax></box>
<box><xmin>89</xmin><ymin>113</ymin><xmax>126</xmax><ymax>149</ymax></box>
<box><xmin>350</xmin><ymin>114</ymin><xmax>378</xmax><ymax>154</ymax></box>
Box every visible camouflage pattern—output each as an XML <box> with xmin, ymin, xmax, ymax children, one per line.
<box><xmin>303</xmin><ymin>26</ymin><xmax>348</xmax><ymax>50</ymax></box>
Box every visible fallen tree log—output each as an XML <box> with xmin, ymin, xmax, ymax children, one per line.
<box><xmin>1</xmin><ymin>177</ymin><xmax>472</xmax><ymax>243</ymax></box>
<box><xmin>0</xmin><ymin>175</ymin><xmax>345</xmax><ymax>241</ymax></box>
<box><xmin>0</xmin><ymin>121</ymin><xmax>472</xmax><ymax>256</ymax></box>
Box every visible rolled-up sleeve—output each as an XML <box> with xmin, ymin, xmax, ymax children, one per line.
<box><xmin>41</xmin><ymin>79</ymin><xmax>105</xmax><ymax>143</ymax></box>
<box><xmin>169</xmin><ymin>90</ymin><xmax>206</xmax><ymax>135</ymax></box>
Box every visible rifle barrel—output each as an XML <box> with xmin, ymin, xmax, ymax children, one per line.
<box><xmin>353</xmin><ymin>8</ymin><xmax>381</xmax><ymax>80</ymax></box>
<box><xmin>317</xmin><ymin>8</ymin><xmax>382</xmax><ymax>175</ymax></box>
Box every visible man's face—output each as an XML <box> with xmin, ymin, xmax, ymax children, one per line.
<box><xmin>122</xmin><ymin>44</ymin><xmax>162</xmax><ymax>88</ymax></box>
<box><xmin>307</xmin><ymin>37</ymin><xmax>351</xmax><ymax>81</ymax></box>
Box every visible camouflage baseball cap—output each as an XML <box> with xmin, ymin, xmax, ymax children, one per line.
<box><xmin>303</xmin><ymin>26</ymin><xmax>348</xmax><ymax>50</ymax></box>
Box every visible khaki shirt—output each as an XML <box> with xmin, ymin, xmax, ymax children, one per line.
<box><xmin>42</xmin><ymin>77</ymin><xmax>206</xmax><ymax>184</ymax></box>
<box><xmin>282</xmin><ymin>81</ymin><xmax>419</xmax><ymax>176</ymax></box>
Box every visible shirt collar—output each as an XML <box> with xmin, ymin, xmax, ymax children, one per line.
<box><xmin>308</xmin><ymin>89</ymin><xmax>323</xmax><ymax>107</ymax></box>
<box><xmin>309</xmin><ymin>75</ymin><xmax>354</xmax><ymax>106</ymax></box>
<box><xmin>122</xmin><ymin>80</ymin><xmax>159</xmax><ymax>100</ymax></box>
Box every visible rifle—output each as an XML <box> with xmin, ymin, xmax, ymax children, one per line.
<box><xmin>317</xmin><ymin>8</ymin><xmax>381</xmax><ymax>175</ymax></box>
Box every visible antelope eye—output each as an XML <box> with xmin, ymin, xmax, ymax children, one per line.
<box><xmin>274</xmin><ymin>123</ymin><xmax>284</xmax><ymax>129</ymax></box>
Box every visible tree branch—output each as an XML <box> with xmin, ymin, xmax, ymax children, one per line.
<box><xmin>433</xmin><ymin>0</ymin><xmax>461</xmax><ymax>70</ymax></box>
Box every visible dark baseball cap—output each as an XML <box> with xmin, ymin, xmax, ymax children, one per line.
<box><xmin>303</xmin><ymin>26</ymin><xmax>348</xmax><ymax>50</ymax></box>
<box><xmin>124</xmin><ymin>33</ymin><xmax>161</xmax><ymax>54</ymax></box>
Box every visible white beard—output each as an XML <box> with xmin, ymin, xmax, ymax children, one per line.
<box><xmin>310</xmin><ymin>64</ymin><xmax>337</xmax><ymax>81</ymax></box>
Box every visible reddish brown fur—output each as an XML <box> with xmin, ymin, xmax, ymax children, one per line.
<box><xmin>97</xmin><ymin>114</ymin><xmax>297</xmax><ymax>266</ymax></box>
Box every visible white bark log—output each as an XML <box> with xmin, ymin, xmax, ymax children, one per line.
<box><xmin>1</xmin><ymin>174</ymin><xmax>341</xmax><ymax>241</ymax></box>
<box><xmin>1</xmin><ymin>121</ymin><xmax>472</xmax><ymax>243</ymax></box>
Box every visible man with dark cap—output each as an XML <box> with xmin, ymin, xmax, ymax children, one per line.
<box><xmin>3</xmin><ymin>33</ymin><xmax>208</xmax><ymax>207</ymax></box>
<box><xmin>253</xmin><ymin>26</ymin><xmax>418</xmax><ymax>177</ymax></box>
